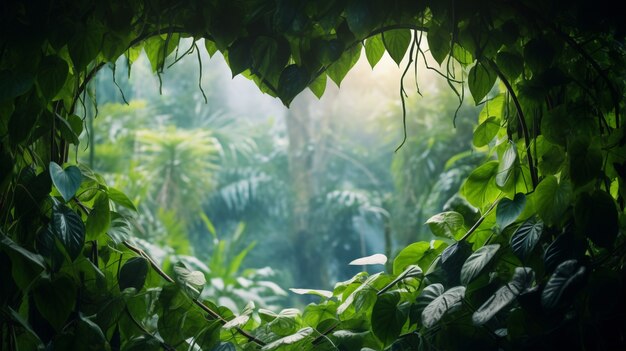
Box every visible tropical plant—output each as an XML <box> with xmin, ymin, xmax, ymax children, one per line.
<box><xmin>1</xmin><ymin>1</ymin><xmax>625</xmax><ymax>350</ymax></box>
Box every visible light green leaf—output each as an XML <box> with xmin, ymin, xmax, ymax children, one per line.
<box><xmin>278</xmin><ymin>65</ymin><xmax>310</xmax><ymax>106</ymax></box>
<box><xmin>37</xmin><ymin>56</ymin><xmax>69</xmax><ymax>100</ymax></box>
<box><xmin>174</xmin><ymin>262</ymin><xmax>206</xmax><ymax>298</ymax></box>
<box><xmin>393</xmin><ymin>241</ymin><xmax>447</xmax><ymax>275</ymax></box>
<box><xmin>496</xmin><ymin>193</ymin><xmax>526</xmax><ymax>230</ymax></box>
<box><xmin>49</xmin><ymin>162</ymin><xmax>82</xmax><ymax>202</ymax></box>
<box><xmin>421</xmin><ymin>286</ymin><xmax>466</xmax><ymax>328</ymax></box>
<box><xmin>426</xmin><ymin>211</ymin><xmax>465</xmax><ymax>240</ymax></box>
<box><xmin>33</xmin><ymin>275</ymin><xmax>76</xmax><ymax>331</ymax></box>
<box><xmin>468</xmin><ymin>62</ymin><xmax>497</xmax><ymax>105</ymax></box>
<box><xmin>205</xmin><ymin>39</ymin><xmax>218</xmax><ymax>57</ymax></box>
<box><xmin>349</xmin><ymin>253</ymin><xmax>387</xmax><ymax>266</ymax></box>
<box><xmin>510</xmin><ymin>217</ymin><xmax>543</xmax><ymax>260</ymax></box>
<box><xmin>496</xmin><ymin>142</ymin><xmax>518</xmax><ymax>188</ymax></box>
<box><xmin>460</xmin><ymin>244</ymin><xmax>500</xmax><ymax>285</ymax></box>
<box><xmin>461</xmin><ymin>161</ymin><xmax>500</xmax><ymax>209</ymax></box>
<box><xmin>365</xmin><ymin>35</ymin><xmax>385</xmax><ymax>68</ymax></box>
<box><xmin>327</xmin><ymin>45</ymin><xmax>361</xmax><ymax>87</ymax></box>
<box><xmin>108</xmin><ymin>187</ymin><xmax>137</xmax><ymax>212</ymax></box>
<box><xmin>308</xmin><ymin>73</ymin><xmax>327</xmax><ymax>99</ymax></box>
<box><xmin>86</xmin><ymin>192</ymin><xmax>110</xmax><ymax>241</ymax></box>
<box><xmin>473</xmin><ymin>116</ymin><xmax>500</xmax><ymax>147</ymax></box>
<box><xmin>534</xmin><ymin>175</ymin><xmax>572</xmax><ymax>226</ymax></box>
<box><xmin>382</xmin><ymin>29</ymin><xmax>411</xmax><ymax>65</ymax></box>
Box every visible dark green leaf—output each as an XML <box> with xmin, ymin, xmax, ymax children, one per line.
<box><xmin>534</xmin><ymin>175</ymin><xmax>572</xmax><ymax>226</ymax></box>
<box><xmin>86</xmin><ymin>192</ymin><xmax>110</xmax><ymax>241</ymax></box>
<box><xmin>35</xmin><ymin>225</ymin><xmax>65</xmax><ymax>271</ymax></box>
<box><xmin>107</xmin><ymin>214</ymin><xmax>132</xmax><ymax>244</ymax></box>
<box><xmin>0</xmin><ymin>70</ymin><xmax>35</xmax><ymax>102</ymax></box>
<box><xmin>472</xmin><ymin>267</ymin><xmax>534</xmax><ymax>325</ymax></box>
<box><xmin>228</xmin><ymin>38</ymin><xmax>253</xmax><ymax>77</ymax></box>
<box><xmin>541</xmin><ymin>260</ymin><xmax>586</xmax><ymax>309</ymax></box>
<box><xmin>382</xmin><ymin>29</ymin><xmax>411</xmax><ymax>65</ymax></box>
<box><xmin>365</xmin><ymin>35</ymin><xmax>385</xmax><ymax>68</ymax></box>
<box><xmin>278</xmin><ymin>65</ymin><xmax>310</xmax><ymax>106</ymax></box>
<box><xmin>37</xmin><ymin>56</ymin><xmax>69</xmax><ymax>100</ymax></box>
<box><xmin>51</xmin><ymin>204</ymin><xmax>85</xmax><ymax>261</ymax></box>
<box><xmin>468</xmin><ymin>62</ymin><xmax>497</xmax><ymax>105</ymax></box>
<box><xmin>496</xmin><ymin>193</ymin><xmax>526</xmax><ymax>230</ymax></box>
<box><xmin>33</xmin><ymin>275</ymin><xmax>76</xmax><ymax>331</ymax></box>
<box><xmin>544</xmin><ymin>231</ymin><xmax>586</xmax><ymax>273</ymax></box>
<box><xmin>415</xmin><ymin>283</ymin><xmax>444</xmax><ymax>312</ymax></box>
<box><xmin>327</xmin><ymin>44</ymin><xmax>361</xmax><ymax>87</ymax></box>
<box><xmin>119</xmin><ymin>257</ymin><xmax>149</xmax><ymax>291</ymax></box>
<box><xmin>495</xmin><ymin>51</ymin><xmax>523</xmax><ymax>79</ymax></box>
<box><xmin>0</xmin><ymin>236</ymin><xmax>46</xmax><ymax>291</ymax></box>
<box><xmin>425</xmin><ymin>211</ymin><xmax>465</xmax><ymax>240</ymax></box>
<box><xmin>49</xmin><ymin>162</ymin><xmax>82</xmax><ymax>202</ymax></box>
<box><xmin>460</xmin><ymin>244</ymin><xmax>500</xmax><ymax>286</ymax></box>
<box><xmin>574</xmin><ymin>190</ymin><xmax>618</xmax><ymax>248</ymax></box>
<box><xmin>472</xmin><ymin>116</ymin><xmax>500</xmax><ymax>147</ymax></box>
<box><xmin>510</xmin><ymin>217</ymin><xmax>543</xmax><ymax>260</ymax></box>
<box><xmin>427</xmin><ymin>20</ymin><xmax>450</xmax><ymax>65</ymax></box>
<box><xmin>68</xmin><ymin>21</ymin><xmax>103</xmax><ymax>71</ymax></box>
<box><xmin>371</xmin><ymin>292</ymin><xmax>407</xmax><ymax>345</ymax></box>
<box><xmin>346</xmin><ymin>1</ymin><xmax>376</xmax><ymax>39</ymax></box>
<box><xmin>421</xmin><ymin>286</ymin><xmax>465</xmax><ymax>328</ymax></box>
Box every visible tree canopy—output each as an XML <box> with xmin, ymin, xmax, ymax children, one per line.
<box><xmin>1</xmin><ymin>0</ymin><xmax>625</xmax><ymax>350</ymax></box>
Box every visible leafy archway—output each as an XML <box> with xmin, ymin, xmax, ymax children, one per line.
<box><xmin>1</xmin><ymin>0</ymin><xmax>625</xmax><ymax>350</ymax></box>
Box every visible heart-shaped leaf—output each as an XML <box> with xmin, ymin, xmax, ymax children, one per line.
<box><xmin>51</xmin><ymin>204</ymin><xmax>85</xmax><ymax>261</ymax></box>
<box><xmin>510</xmin><ymin>217</ymin><xmax>543</xmax><ymax>260</ymax></box>
<box><xmin>371</xmin><ymin>292</ymin><xmax>408</xmax><ymax>345</ymax></box>
<box><xmin>415</xmin><ymin>283</ymin><xmax>444</xmax><ymax>312</ymax></box>
<box><xmin>496</xmin><ymin>193</ymin><xmax>526</xmax><ymax>229</ymax></box>
<box><xmin>33</xmin><ymin>275</ymin><xmax>76</xmax><ymax>331</ymax></box>
<box><xmin>49</xmin><ymin>162</ymin><xmax>82</xmax><ymax>202</ymax></box>
<box><xmin>541</xmin><ymin>259</ymin><xmax>586</xmax><ymax>309</ymax></box>
<box><xmin>118</xmin><ymin>257</ymin><xmax>149</xmax><ymax>291</ymax></box>
<box><xmin>472</xmin><ymin>267</ymin><xmax>534</xmax><ymax>325</ymax></box>
<box><xmin>421</xmin><ymin>286</ymin><xmax>466</xmax><ymax>328</ymax></box>
<box><xmin>426</xmin><ymin>211</ymin><xmax>465</xmax><ymax>239</ymax></box>
<box><xmin>460</xmin><ymin>244</ymin><xmax>500</xmax><ymax>285</ymax></box>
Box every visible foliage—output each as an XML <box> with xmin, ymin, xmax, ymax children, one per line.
<box><xmin>1</xmin><ymin>1</ymin><xmax>625</xmax><ymax>351</ymax></box>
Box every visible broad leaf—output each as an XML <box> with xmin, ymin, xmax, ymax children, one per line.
<box><xmin>228</xmin><ymin>38</ymin><xmax>253</xmax><ymax>77</ymax></box>
<box><xmin>427</xmin><ymin>20</ymin><xmax>450</xmax><ymax>65</ymax></box>
<box><xmin>472</xmin><ymin>267</ymin><xmax>534</xmax><ymax>325</ymax></box>
<box><xmin>278</xmin><ymin>65</ymin><xmax>309</xmax><ymax>106</ymax></box>
<box><xmin>415</xmin><ymin>283</ymin><xmax>444</xmax><ymax>312</ymax></box>
<box><xmin>568</xmin><ymin>139</ymin><xmax>602</xmax><ymax>187</ymax></box>
<box><xmin>496</xmin><ymin>142</ymin><xmax>518</xmax><ymax>189</ymax></box>
<box><xmin>421</xmin><ymin>286</ymin><xmax>466</xmax><ymax>328</ymax></box>
<box><xmin>261</xmin><ymin>327</ymin><xmax>314</xmax><ymax>350</ymax></box>
<box><xmin>86</xmin><ymin>192</ymin><xmax>110</xmax><ymax>241</ymax></box>
<box><xmin>460</xmin><ymin>244</ymin><xmax>500</xmax><ymax>286</ymax></box>
<box><xmin>108</xmin><ymin>187</ymin><xmax>137</xmax><ymax>212</ymax></box>
<box><xmin>541</xmin><ymin>259</ymin><xmax>586</xmax><ymax>309</ymax></box>
<box><xmin>119</xmin><ymin>257</ymin><xmax>149</xmax><ymax>291</ymax></box>
<box><xmin>51</xmin><ymin>204</ymin><xmax>85</xmax><ymax>261</ymax></box>
<box><xmin>49</xmin><ymin>162</ymin><xmax>82</xmax><ymax>202</ymax></box>
<box><xmin>37</xmin><ymin>56</ymin><xmax>69</xmax><ymax>100</ymax></box>
<box><xmin>327</xmin><ymin>45</ymin><xmax>361</xmax><ymax>87</ymax></box>
<box><xmin>349</xmin><ymin>253</ymin><xmax>387</xmax><ymax>266</ymax></box>
<box><xmin>461</xmin><ymin>161</ymin><xmax>500</xmax><ymax>209</ymax></box>
<box><xmin>468</xmin><ymin>62</ymin><xmax>497</xmax><ymax>105</ymax></box>
<box><xmin>382</xmin><ymin>29</ymin><xmax>411</xmax><ymax>65</ymax></box>
<box><xmin>1</xmin><ymin>236</ymin><xmax>46</xmax><ymax>291</ymax></box>
<box><xmin>67</xmin><ymin>21</ymin><xmax>103</xmax><ymax>71</ymax></box>
<box><xmin>510</xmin><ymin>217</ymin><xmax>543</xmax><ymax>260</ymax></box>
<box><xmin>33</xmin><ymin>275</ymin><xmax>76</xmax><ymax>331</ymax></box>
<box><xmin>574</xmin><ymin>190</ymin><xmax>618</xmax><ymax>248</ymax></box>
<box><xmin>496</xmin><ymin>51</ymin><xmax>524</xmax><ymax>78</ymax></box>
<box><xmin>473</xmin><ymin>116</ymin><xmax>500</xmax><ymax>147</ymax></box>
<box><xmin>496</xmin><ymin>193</ymin><xmax>526</xmax><ymax>230</ymax></box>
<box><xmin>393</xmin><ymin>240</ymin><xmax>447</xmax><ymax>275</ymax></box>
<box><xmin>534</xmin><ymin>175</ymin><xmax>572</xmax><ymax>226</ymax></box>
<box><xmin>426</xmin><ymin>211</ymin><xmax>465</xmax><ymax>240</ymax></box>
<box><xmin>371</xmin><ymin>292</ymin><xmax>408</xmax><ymax>345</ymax></box>
<box><xmin>365</xmin><ymin>35</ymin><xmax>385</xmax><ymax>68</ymax></box>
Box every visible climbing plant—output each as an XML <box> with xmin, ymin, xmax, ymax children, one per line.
<box><xmin>1</xmin><ymin>0</ymin><xmax>625</xmax><ymax>350</ymax></box>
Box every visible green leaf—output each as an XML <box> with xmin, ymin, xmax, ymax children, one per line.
<box><xmin>472</xmin><ymin>116</ymin><xmax>500</xmax><ymax>147</ymax></box>
<box><xmin>534</xmin><ymin>175</ymin><xmax>572</xmax><ymax>226</ymax></box>
<box><xmin>426</xmin><ymin>211</ymin><xmax>465</xmax><ymax>240</ymax></box>
<box><xmin>439</xmin><ymin>241</ymin><xmax>473</xmax><ymax>286</ymax></box>
<box><xmin>51</xmin><ymin>204</ymin><xmax>86</xmax><ymax>261</ymax></box>
<box><xmin>496</xmin><ymin>142</ymin><xmax>518</xmax><ymax>188</ymax></box>
<box><xmin>68</xmin><ymin>21</ymin><xmax>103</xmax><ymax>71</ymax></box>
<box><xmin>496</xmin><ymin>51</ymin><xmax>524</xmax><ymax>79</ymax></box>
<box><xmin>496</xmin><ymin>193</ymin><xmax>526</xmax><ymax>230</ymax></box>
<box><xmin>278</xmin><ymin>65</ymin><xmax>310</xmax><ymax>106</ymax></box>
<box><xmin>86</xmin><ymin>192</ymin><xmax>110</xmax><ymax>241</ymax></box>
<box><xmin>365</xmin><ymin>35</ymin><xmax>385</xmax><ymax>68</ymax></box>
<box><xmin>346</xmin><ymin>1</ymin><xmax>376</xmax><ymax>40</ymax></box>
<box><xmin>461</xmin><ymin>161</ymin><xmax>500</xmax><ymax>209</ymax></box>
<box><xmin>261</xmin><ymin>327</ymin><xmax>314</xmax><ymax>350</ymax></box>
<box><xmin>543</xmin><ymin>231</ymin><xmax>585</xmax><ymax>273</ymax></box>
<box><xmin>472</xmin><ymin>267</ymin><xmax>534</xmax><ymax>325</ymax></box>
<box><xmin>0</xmin><ymin>70</ymin><xmax>34</xmax><ymax>102</ymax></box>
<box><xmin>303</xmin><ymin>303</ymin><xmax>336</xmax><ymax>328</ymax></box>
<box><xmin>568</xmin><ymin>139</ymin><xmax>602</xmax><ymax>187</ymax></box>
<box><xmin>107</xmin><ymin>214</ymin><xmax>132</xmax><ymax>244</ymax></box>
<box><xmin>173</xmin><ymin>262</ymin><xmax>206</xmax><ymax>298</ymax></box>
<box><xmin>252</xmin><ymin>36</ymin><xmax>288</xmax><ymax>84</ymax></box>
<box><xmin>205</xmin><ymin>39</ymin><xmax>218</xmax><ymax>57</ymax></box>
<box><xmin>371</xmin><ymin>292</ymin><xmax>407</xmax><ymax>345</ymax></box>
<box><xmin>468</xmin><ymin>62</ymin><xmax>497</xmax><ymax>105</ymax></box>
<box><xmin>308</xmin><ymin>73</ymin><xmax>327</xmax><ymax>99</ymax></box>
<box><xmin>349</xmin><ymin>253</ymin><xmax>387</xmax><ymax>266</ymax></box>
<box><xmin>37</xmin><ymin>56</ymin><xmax>69</xmax><ymax>100</ymax></box>
<box><xmin>427</xmin><ymin>20</ymin><xmax>450</xmax><ymax>65</ymax></box>
<box><xmin>574</xmin><ymin>190</ymin><xmax>618</xmax><ymax>248</ymax></box>
<box><xmin>118</xmin><ymin>257</ymin><xmax>149</xmax><ymax>291</ymax></box>
<box><xmin>382</xmin><ymin>29</ymin><xmax>411</xmax><ymax>65</ymax></box>
<box><xmin>33</xmin><ymin>275</ymin><xmax>76</xmax><ymax>331</ymax></box>
<box><xmin>460</xmin><ymin>244</ymin><xmax>500</xmax><ymax>286</ymax></box>
<box><xmin>0</xmin><ymin>236</ymin><xmax>46</xmax><ymax>291</ymax></box>
<box><xmin>541</xmin><ymin>260</ymin><xmax>586</xmax><ymax>309</ymax></box>
<box><xmin>227</xmin><ymin>38</ymin><xmax>253</xmax><ymax>77</ymax></box>
<box><xmin>49</xmin><ymin>162</ymin><xmax>82</xmax><ymax>202</ymax></box>
<box><xmin>510</xmin><ymin>217</ymin><xmax>543</xmax><ymax>260</ymax></box>
<box><xmin>421</xmin><ymin>286</ymin><xmax>466</xmax><ymax>328</ymax></box>
<box><xmin>108</xmin><ymin>187</ymin><xmax>137</xmax><ymax>211</ymax></box>
<box><xmin>35</xmin><ymin>225</ymin><xmax>65</xmax><ymax>271</ymax></box>
<box><xmin>327</xmin><ymin>44</ymin><xmax>361</xmax><ymax>87</ymax></box>
<box><xmin>393</xmin><ymin>241</ymin><xmax>447</xmax><ymax>275</ymax></box>
<box><xmin>415</xmin><ymin>283</ymin><xmax>444</xmax><ymax>312</ymax></box>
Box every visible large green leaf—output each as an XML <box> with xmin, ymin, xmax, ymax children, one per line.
<box><xmin>228</xmin><ymin>38</ymin><xmax>253</xmax><ymax>77</ymax></box>
<box><xmin>574</xmin><ymin>190</ymin><xmax>618</xmax><ymax>248</ymax></box>
<box><xmin>289</xmin><ymin>288</ymin><xmax>333</xmax><ymax>299</ymax></box>
<box><xmin>541</xmin><ymin>259</ymin><xmax>586</xmax><ymax>309</ymax></box>
<box><xmin>496</xmin><ymin>142</ymin><xmax>518</xmax><ymax>189</ymax></box>
<box><xmin>534</xmin><ymin>175</ymin><xmax>572</xmax><ymax>226</ymax></box>
<box><xmin>49</xmin><ymin>162</ymin><xmax>82</xmax><ymax>202</ymax></box>
<box><xmin>278</xmin><ymin>65</ymin><xmax>310</xmax><ymax>106</ymax></box>
<box><xmin>393</xmin><ymin>240</ymin><xmax>447</xmax><ymax>275</ymax></box>
<box><xmin>346</xmin><ymin>1</ymin><xmax>376</xmax><ymax>40</ymax></box>
<box><xmin>440</xmin><ymin>241</ymin><xmax>473</xmax><ymax>286</ymax></box>
<box><xmin>118</xmin><ymin>257</ymin><xmax>149</xmax><ymax>291</ymax></box>
<box><xmin>86</xmin><ymin>192</ymin><xmax>110</xmax><ymax>241</ymax></box>
<box><xmin>371</xmin><ymin>292</ymin><xmax>408</xmax><ymax>345</ymax></box>
<box><xmin>472</xmin><ymin>267</ymin><xmax>534</xmax><ymax>325</ymax></box>
<box><xmin>1</xmin><ymin>235</ymin><xmax>46</xmax><ymax>291</ymax></box>
<box><xmin>68</xmin><ymin>21</ymin><xmax>103</xmax><ymax>71</ymax></box>
<box><xmin>261</xmin><ymin>327</ymin><xmax>314</xmax><ymax>350</ymax></box>
<box><xmin>382</xmin><ymin>29</ymin><xmax>411</xmax><ymax>65</ymax></box>
<box><xmin>0</xmin><ymin>70</ymin><xmax>34</xmax><ymax>101</ymax></box>
<box><xmin>461</xmin><ymin>161</ymin><xmax>500</xmax><ymax>209</ymax></box>
<box><xmin>496</xmin><ymin>193</ymin><xmax>526</xmax><ymax>230</ymax></box>
<box><xmin>496</xmin><ymin>50</ymin><xmax>524</xmax><ymax>79</ymax></box>
<box><xmin>327</xmin><ymin>44</ymin><xmax>361</xmax><ymax>87</ymax></box>
<box><xmin>460</xmin><ymin>244</ymin><xmax>500</xmax><ymax>286</ymax></box>
<box><xmin>473</xmin><ymin>116</ymin><xmax>500</xmax><ymax>147</ymax></box>
<box><xmin>568</xmin><ymin>139</ymin><xmax>602</xmax><ymax>187</ymax></box>
<box><xmin>108</xmin><ymin>187</ymin><xmax>137</xmax><ymax>212</ymax></box>
<box><xmin>35</xmin><ymin>225</ymin><xmax>65</xmax><ymax>271</ymax></box>
<box><xmin>37</xmin><ymin>55</ymin><xmax>69</xmax><ymax>100</ymax></box>
<box><xmin>468</xmin><ymin>62</ymin><xmax>497</xmax><ymax>105</ymax></box>
<box><xmin>427</xmin><ymin>19</ymin><xmax>450</xmax><ymax>65</ymax></box>
<box><xmin>421</xmin><ymin>286</ymin><xmax>466</xmax><ymax>328</ymax></box>
<box><xmin>51</xmin><ymin>204</ymin><xmax>85</xmax><ymax>261</ymax></box>
<box><xmin>425</xmin><ymin>211</ymin><xmax>465</xmax><ymax>240</ymax></box>
<box><xmin>33</xmin><ymin>275</ymin><xmax>76</xmax><ymax>331</ymax></box>
<box><xmin>415</xmin><ymin>283</ymin><xmax>444</xmax><ymax>312</ymax></box>
<box><xmin>543</xmin><ymin>231</ymin><xmax>586</xmax><ymax>273</ymax></box>
<box><xmin>365</xmin><ymin>35</ymin><xmax>385</xmax><ymax>68</ymax></box>
<box><xmin>510</xmin><ymin>217</ymin><xmax>543</xmax><ymax>260</ymax></box>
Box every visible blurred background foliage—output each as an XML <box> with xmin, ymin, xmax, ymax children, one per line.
<box><xmin>80</xmin><ymin>39</ymin><xmax>478</xmax><ymax>309</ymax></box>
